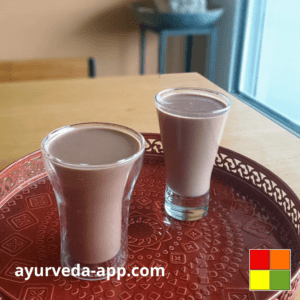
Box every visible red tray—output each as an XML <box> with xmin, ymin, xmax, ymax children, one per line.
<box><xmin>0</xmin><ymin>133</ymin><xmax>299</xmax><ymax>300</ymax></box>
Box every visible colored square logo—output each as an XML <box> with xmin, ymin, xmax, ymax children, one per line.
<box><xmin>250</xmin><ymin>249</ymin><xmax>270</xmax><ymax>269</ymax></box>
<box><xmin>270</xmin><ymin>270</ymin><xmax>290</xmax><ymax>290</ymax></box>
<box><xmin>250</xmin><ymin>270</ymin><xmax>270</xmax><ymax>290</ymax></box>
<box><xmin>249</xmin><ymin>249</ymin><xmax>291</xmax><ymax>291</ymax></box>
<box><xmin>270</xmin><ymin>249</ymin><xmax>290</xmax><ymax>270</ymax></box>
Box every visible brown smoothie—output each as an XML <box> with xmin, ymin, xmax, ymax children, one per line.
<box><xmin>46</xmin><ymin>127</ymin><xmax>141</xmax><ymax>264</ymax></box>
<box><xmin>157</xmin><ymin>93</ymin><xmax>228</xmax><ymax>197</ymax></box>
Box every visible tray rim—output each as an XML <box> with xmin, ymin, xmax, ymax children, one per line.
<box><xmin>1</xmin><ymin>133</ymin><xmax>298</xmax><ymax>202</ymax></box>
<box><xmin>142</xmin><ymin>133</ymin><xmax>300</xmax><ymax>208</ymax></box>
<box><xmin>0</xmin><ymin>132</ymin><xmax>300</xmax><ymax>300</ymax></box>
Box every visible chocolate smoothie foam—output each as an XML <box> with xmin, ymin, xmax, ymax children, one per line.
<box><xmin>157</xmin><ymin>93</ymin><xmax>228</xmax><ymax>198</ymax></box>
<box><xmin>45</xmin><ymin>127</ymin><xmax>141</xmax><ymax>264</ymax></box>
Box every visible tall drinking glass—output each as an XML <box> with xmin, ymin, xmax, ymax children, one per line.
<box><xmin>41</xmin><ymin>123</ymin><xmax>145</xmax><ymax>280</ymax></box>
<box><xmin>156</xmin><ymin>88</ymin><xmax>231</xmax><ymax>221</ymax></box>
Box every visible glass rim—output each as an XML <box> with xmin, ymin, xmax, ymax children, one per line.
<box><xmin>41</xmin><ymin>122</ymin><xmax>146</xmax><ymax>170</ymax></box>
<box><xmin>155</xmin><ymin>88</ymin><xmax>232</xmax><ymax>118</ymax></box>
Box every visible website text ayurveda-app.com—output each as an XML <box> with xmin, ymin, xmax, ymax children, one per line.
<box><xmin>15</xmin><ymin>265</ymin><xmax>165</xmax><ymax>281</ymax></box>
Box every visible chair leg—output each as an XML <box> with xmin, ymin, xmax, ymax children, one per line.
<box><xmin>159</xmin><ymin>32</ymin><xmax>167</xmax><ymax>74</ymax></box>
<box><xmin>206</xmin><ymin>27</ymin><xmax>218</xmax><ymax>82</ymax></box>
<box><xmin>140</xmin><ymin>27</ymin><xmax>146</xmax><ymax>75</ymax></box>
<box><xmin>185</xmin><ymin>35</ymin><xmax>193</xmax><ymax>72</ymax></box>
<box><xmin>88</xmin><ymin>57</ymin><xmax>96</xmax><ymax>78</ymax></box>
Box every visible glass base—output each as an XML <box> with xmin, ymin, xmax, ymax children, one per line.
<box><xmin>61</xmin><ymin>247</ymin><xmax>127</xmax><ymax>281</ymax></box>
<box><xmin>164</xmin><ymin>185</ymin><xmax>209</xmax><ymax>221</ymax></box>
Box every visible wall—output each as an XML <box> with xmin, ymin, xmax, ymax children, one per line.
<box><xmin>0</xmin><ymin>0</ymin><xmax>239</xmax><ymax>83</ymax></box>
<box><xmin>0</xmin><ymin>0</ymin><xmax>184</xmax><ymax>76</ymax></box>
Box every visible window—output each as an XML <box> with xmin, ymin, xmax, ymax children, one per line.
<box><xmin>229</xmin><ymin>0</ymin><xmax>300</xmax><ymax>138</ymax></box>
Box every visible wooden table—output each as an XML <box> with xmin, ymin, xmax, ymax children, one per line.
<box><xmin>1</xmin><ymin>72</ymin><xmax>300</xmax><ymax>298</ymax></box>
<box><xmin>1</xmin><ymin>72</ymin><xmax>299</xmax><ymax>198</ymax></box>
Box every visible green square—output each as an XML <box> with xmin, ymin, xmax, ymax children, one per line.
<box><xmin>270</xmin><ymin>270</ymin><xmax>290</xmax><ymax>290</ymax></box>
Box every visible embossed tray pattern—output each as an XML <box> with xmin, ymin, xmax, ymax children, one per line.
<box><xmin>0</xmin><ymin>133</ymin><xmax>299</xmax><ymax>300</ymax></box>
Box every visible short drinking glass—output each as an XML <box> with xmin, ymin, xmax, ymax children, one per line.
<box><xmin>41</xmin><ymin>123</ymin><xmax>145</xmax><ymax>280</ymax></box>
<box><xmin>156</xmin><ymin>88</ymin><xmax>231</xmax><ymax>221</ymax></box>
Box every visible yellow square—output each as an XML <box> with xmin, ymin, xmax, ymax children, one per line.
<box><xmin>250</xmin><ymin>270</ymin><xmax>270</xmax><ymax>290</ymax></box>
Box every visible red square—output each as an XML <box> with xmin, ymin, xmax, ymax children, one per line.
<box><xmin>250</xmin><ymin>249</ymin><xmax>270</xmax><ymax>270</ymax></box>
